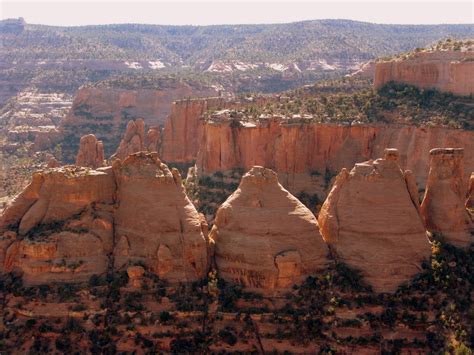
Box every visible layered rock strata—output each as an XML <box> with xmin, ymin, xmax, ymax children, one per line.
<box><xmin>75</xmin><ymin>134</ymin><xmax>105</xmax><ymax>168</ymax></box>
<box><xmin>161</xmin><ymin>98</ymin><xmax>224</xmax><ymax>164</ymax></box>
<box><xmin>318</xmin><ymin>149</ymin><xmax>431</xmax><ymax>293</ymax></box>
<box><xmin>60</xmin><ymin>84</ymin><xmax>219</xmax><ymax>161</ymax></box>
<box><xmin>420</xmin><ymin>148</ymin><xmax>473</xmax><ymax>247</ymax></box>
<box><xmin>210</xmin><ymin>166</ymin><xmax>329</xmax><ymax>292</ymax></box>
<box><xmin>196</xmin><ymin>120</ymin><xmax>474</xmax><ymax>196</ymax></box>
<box><xmin>374</xmin><ymin>49</ymin><xmax>474</xmax><ymax>96</ymax></box>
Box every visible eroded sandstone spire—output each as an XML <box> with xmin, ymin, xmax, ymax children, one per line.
<box><xmin>210</xmin><ymin>166</ymin><xmax>329</xmax><ymax>293</ymax></box>
<box><xmin>420</xmin><ymin>148</ymin><xmax>472</xmax><ymax>247</ymax></box>
<box><xmin>112</xmin><ymin>119</ymin><xmax>145</xmax><ymax>160</ymax></box>
<box><xmin>318</xmin><ymin>149</ymin><xmax>431</xmax><ymax>293</ymax></box>
<box><xmin>75</xmin><ymin>134</ymin><xmax>105</xmax><ymax>169</ymax></box>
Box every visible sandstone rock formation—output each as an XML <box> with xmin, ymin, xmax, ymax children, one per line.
<box><xmin>60</xmin><ymin>84</ymin><xmax>219</xmax><ymax>161</ymax></box>
<box><xmin>210</xmin><ymin>166</ymin><xmax>329</xmax><ymax>292</ymax></box>
<box><xmin>113</xmin><ymin>152</ymin><xmax>208</xmax><ymax>283</ymax></box>
<box><xmin>75</xmin><ymin>134</ymin><xmax>105</xmax><ymax>168</ymax></box>
<box><xmin>0</xmin><ymin>153</ymin><xmax>210</xmax><ymax>284</ymax></box>
<box><xmin>146</xmin><ymin>127</ymin><xmax>160</xmax><ymax>153</ymax></box>
<box><xmin>318</xmin><ymin>149</ymin><xmax>431</xmax><ymax>293</ymax></box>
<box><xmin>420</xmin><ymin>148</ymin><xmax>472</xmax><ymax>247</ymax></box>
<box><xmin>196</xmin><ymin>120</ymin><xmax>474</xmax><ymax>197</ymax></box>
<box><xmin>374</xmin><ymin>49</ymin><xmax>474</xmax><ymax>96</ymax></box>
<box><xmin>0</xmin><ymin>166</ymin><xmax>115</xmax><ymax>285</ymax></box>
<box><xmin>112</xmin><ymin>119</ymin><xmax>145</xmax><ymax>160</ymax></box>
<box><xmin>161</xmin><ymin>98</ymin><xmax>224</xmax><ymax>163</ymax></box>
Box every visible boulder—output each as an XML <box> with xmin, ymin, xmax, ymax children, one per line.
<box><xmin>75</xmin><ymin>134</ymin><xmax>105</xmax><ymax>169</ymax></box>
<box><xmin>318</xmin><ymin>149</ymin><xmax>431</xmax><ymax>293</ymax></box>
<box><xmin>210</xmin><ymin>166</ymin><xmax>329</xmax><ymax>293</ymax></box>
<box><xmin>420</xmin><ymin>148</ymin><xmax>472</xmax><ymax>247</ymax></box>
<box><xmin>113</xmin><ymin>152</ymin><xmax>208</xmax><ymax>283</ymax></box>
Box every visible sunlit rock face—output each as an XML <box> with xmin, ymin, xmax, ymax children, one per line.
<box><xmin>113</xmin><ymin>152</ymin><xmax>209</xmax><ymax>283</ymax></box>
<box><xmin>0</xmin><ymin>165</ymin><xmax>115</xmax><ymax>285</ymax></box>
<box><xmin>421</xmin><ymin>148</ymin><xmax>473</xmax><ymax>248</ymax></box>
<box><xmin>318</xmin><ymin>149</ymin><xmax>431</xmax><ymax>293</ymax></box>
<box><xmin>210</xmin><ymin>166</ymin><xmax>329</xmax><ymax>293</ymax></box>
<box><xmin>75</xmin><ymin>134</ymin><xmax>105</xmax><ymax>169</ymax></box>
<box><xmin>374</xmin><ymin>49</ymin><xmax>474</xmax><ymax>96</ymax></box>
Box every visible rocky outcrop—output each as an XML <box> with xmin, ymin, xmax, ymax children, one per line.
<box><xmin>161</xmin><ymin>98</ymin><xmax>224</xmax><ymax>164</ymax></box>
<box><xmin>112</xmin><ymin>119</ymin><xmax>145</xmax><ymax>160</ymax></box>
<box><xmin>318</xmin><ymin>149</ymin><xmax>431</xmax><ymax>293</ymax></box>
<box><xmin>0</xmin><ymin>166</ymin><xmax>115</xmax><ymax>285</ymax></box>
<box><xmin>1</xmin><ymin>89</ymin><xmax>72</xmax><ymax>148</ymax></box>
<box><xmin>146</xmin><ymin>127</ymin><xmax>160</xmax><ymax>153</ymax></box>
<box><xmin>196</xmin><ymin>120</ymin><xmax>474</xmax><ymax>197</ymax></box>
<box><xmin>60</xmin><ymin>84</ymin><xmax>219</xmax><ymax>161</ymax></box>
<box><xmin>374</xmin><ymin>50</ymin><xmax>474</xmax><ymax>96</ymax></box>
<box><xmin>210</xmin><ymin>166</ymin><xmax>329</xmax><ymax>293</ymax></box>
<box><xmin>0</xmin><ymin>153</ymin><xmax>209</xmax><ymax>284</ymax></box>
<box><xmin>111</xmin><ymin>119</ymin><xmax>162</xmax><ymax>160</ymax></box>
<box><xmin>420</xmin><ymin>148</ymin><xmax>472</xmax><ymax>247</ymax></box>
<box><xmin>113</xmin><ymin>152</ymin><xmax>208</xmax><ymax>283</ymax></box>
<box><xmin>75</xmin><ymin>134</ymin><xmax>105</xmax><ymax>168</ymax></box>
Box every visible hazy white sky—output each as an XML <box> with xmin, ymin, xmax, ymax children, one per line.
<box><xmin>1</xmin><ymin>0</ymin><xmax>473</xmax><ymax>26</ymax></box>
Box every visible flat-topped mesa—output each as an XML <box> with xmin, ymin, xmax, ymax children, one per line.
<box><xmin>318</xmin><ymin>149</ymin><xmax>431</xmax><ymax>293</ymax></box>
<box><xmin>112</xmin><ymin>119</ymin><xmax>146</xmax><ymax>161</ymax></box>
<box><xmin>420</xmin><ymin>148</ymin><xmax>473</xmax><ymax>247</ymax></box>
<box><xmin>210</xmin><ymin>166</ymin><xmax>329</xmax><ymax>293</ymax></box>
<box><xmin>374</xmin><ymin>48</ymin><xmax>474</xmax><ymax>96</ymax></box>
<box><xmin>113</xmin><ymin>152</ymin><xmax>208</xmax><ymax>283</ymax></box>
<box><xmin>0</xmin><ymin>165</ymin><xmax>115</xmax><ymax>285</ymax></box>
<box><xmin>75</xmin><ymin>134</ymin><xmax>105</xmax><ymax>169</ymax></box>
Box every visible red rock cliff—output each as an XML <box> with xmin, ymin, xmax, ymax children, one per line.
<box><xmin>374</xmin><ymin>50</ymin><xmax>474</xmax><ymax>96</ymax></box>
<box><xmin>160</xmin><ymin>97</ymin><xmax>224</xmax><ymax>163</ymax></box>
<box><xmin>196</xmin><ymin>120</ymin><xmax>474</xmax><ymax>195</ymax></box>
<box><xmin>61</xmin><ymin>84</ymin><xmax>219</xmax><ymax>161</ymax></box>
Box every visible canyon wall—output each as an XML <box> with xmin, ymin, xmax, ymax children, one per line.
<box><xmin>160</xmin><ymin>97</ymin><xmax>225</xmax><ymax>164</ymax></box>
<box><xmin>196</xmin><ymin>120</ymin><xmax>474</xmax><ymax>196</ymax></box>
<box><xmin>374</xmin><ymin>50</ymin><xmax>474</xmax><ymax>96</ymax></box>
<box><xmin>60</xmin><ymin>84</ymin><xmax>219</xmax><ymax>161</ymax></box>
